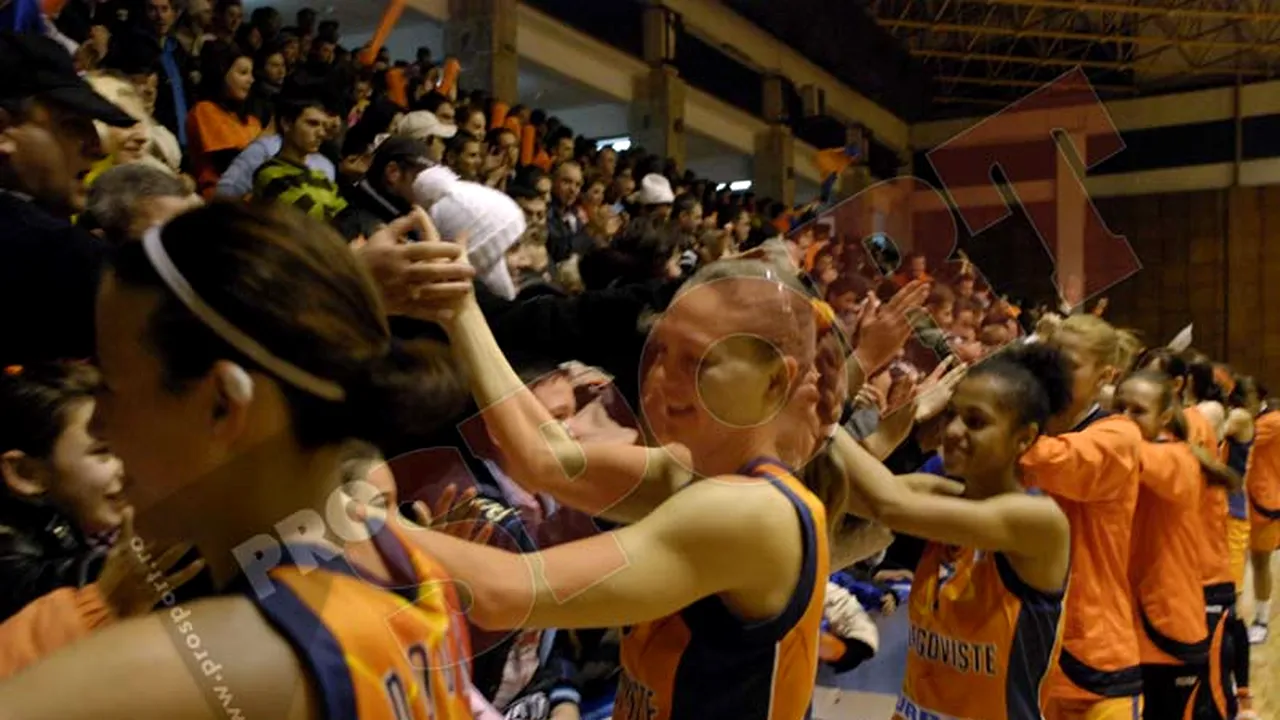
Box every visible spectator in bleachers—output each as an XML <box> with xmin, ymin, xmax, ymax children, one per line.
<box><xmin>252</xmin><ymin>92</ymin><xmax>347</xmax><ymax>222</ymax></box>
<box><xmin>81</xmin><ymin>163</ymin><xmax>199</xmax><ymax>244</ymax></box>
<box><xmin>209</xmin><ymin>0</ymin><xmax>242</xmax><ymax>46</ymax></box>
<box><xmin>417</xmin><ymin>89</ymin><xmax>454</xmax><ymax>123</ymax></box>
<box><xmin>100</xmin><ymin>42</ymin><xmax>182</xmax><ymax>172</ymax></box>
<box><xmin>444</xmin><ymin>132</ymin><xmax>482</xmax><ymax>182</ymax></box>
<box><xmin>215</xmin><ymin>83</ymin><xmax>336</xmax><ymax>199</ymax></box>
<box><xmin>894</xmin><ymin>251</ymin><xmax>933</xmax><ymax>287</ymax></box>
<box><xmin>396</xmin><ymin>109</ymin><xmax>456</xmax><ymax>164</ymax></box>
<box><xmin>547</xmin><ymin>160</ymin><xmax>591</xmax><ymax>263</ymax></box>
<box><xmin>247</xmin><ymin>39</ymin><xmax>288</xmax><ymax>125</ymax></box>
<box><xmin>186</xmin><ymin>41</ymin><xmax>259</xmax><ymax>196</ymax></box>
<box><xmin>172</xmin><ymin>0</ymin><xmax>212</xmax><ymax>58</ymax></box>
<box><xmin>459</xmin><ymin>103</ymin><xmax>487</xmax><ymax>140</ymax></box>
<box><xmin>134</xmin><ymin>0</ymin><xmax>191</xmax><ymax>149</ymax></box>
<box><xmin>336</xmin><ymin>136</ymin><xmax>433</xmax><ymax>240</ymax></box>
<box><xmin>633</xmin><ymin>172</ymin><xmax>674</xmax><ymax>223</ymax></box>
<box><xmin>0</xmin><ymin>33</ymin><xmax>137</xmax><ymax>367</ymax></box>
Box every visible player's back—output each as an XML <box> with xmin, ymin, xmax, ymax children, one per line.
<box><xmin>1186</xmin><ymin>406</ymin><xmax>1233</xmax><ymax>593</ymax></box>
<box><xmin>238</xmin><ymin>526</ymin><xmax>473</xmax><ymax>720</ymax></box>
<box><xmin>1130</xmin><ymin>441</ymin><xmax>1209</xmax><ymax>665</ymax></box>
<box><xmin>1020</xmin><ymin>410</ymin><xmax>1144</xmax><ymax>702</ymax></box>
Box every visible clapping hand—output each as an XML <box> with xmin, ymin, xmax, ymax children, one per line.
<box><xmin>853</xmin><ymin>280</ymin><xmax>930</xmax><ymax>377</ymax></box>
<box><xmin>410</xmin><ymin>484</ymin><xmax>495</xmax><ymax>545</ymax></box>
<box><xmin>913</xmin><ymin>357</ymin><xmax>968</xmax><ymax>423</ymax></box>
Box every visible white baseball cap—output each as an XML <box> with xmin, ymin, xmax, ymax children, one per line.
<box><xmin>395</xmin><ymin>110</ymin><xmax>459</xmax><ymax>142</ymax></box>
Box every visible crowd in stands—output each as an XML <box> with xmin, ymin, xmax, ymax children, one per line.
<box><xmin>1</xmin><ymin>2</ymin><xmax>1277</xmax><ymax>720</ymax></box>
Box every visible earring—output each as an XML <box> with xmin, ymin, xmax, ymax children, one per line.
<box><xmin>219</xmin><ymin>364</ymin><xmax>255</xmax><ymax>404</ymax></box>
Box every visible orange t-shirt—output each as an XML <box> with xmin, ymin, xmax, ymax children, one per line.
<box><xmin>186</xmin><ymin>100</ymin><xmax>263</xmax><ymax>199</ymax></box>
<box><xmin>1131</xmin><ymin>441</ymin><xmax>1209</xmax><ymax>665</ymax></box>
<box><xmin>1020</xmin><ymin>412</ymin><xmax>1144</xmax><ymax>701</ymax></box>
<box><xmin>1186</xmin><ymin>406</ymin><xmax>1232</xmax><ymax>588</ymax></box>
<box><xmin>1248</xmin><ymin>410</ymin><xmax>1280</xmax><ymax>514</ymax></box>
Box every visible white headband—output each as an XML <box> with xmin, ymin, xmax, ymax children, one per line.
<box><xmin>141</xmin><ymin>226</ymin><xmax>347</xmax><ymax>402</ymax></box>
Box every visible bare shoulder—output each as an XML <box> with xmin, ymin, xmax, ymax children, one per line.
<box><xmin>0</xmin><ymin>596</ymin><xmax>318</xmax><ymax>720</ymax></box>
<box><xmin>1004</xmin><ymin>493</ymin><xmax>1070</xmax><ymax>590</ymax></box>
<box><xmin>643</xmin><ymin>475</ymin><xmax>805</xmax><ymax>556</ymax></box>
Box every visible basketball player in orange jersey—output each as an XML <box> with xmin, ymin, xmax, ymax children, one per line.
<box><xmin>1137</xmin><ymin>349</ymin><xmax>1240</xmax><ymax>720</ymax></box>
<box><xmin>409</xmin><ymin>257</ymin><xmax>832</xmax><ymax>720</ymax></box>
<box><xmin>1247</xmin><ymin>384</ymin><xmax>1280</xmax><ymax>645</ymax></box>
<box><xmin>1024</xmin><ymin>315</ymin><xmax>1146</xmax><ymax>720</ymax></box>
<box><xmin>819</xmin><ymin>343</ymin><xmax>1072</xmax><ymax>720</ymax></box>
<box><xmin>0</xmin><ymin>204</ymin><xmax>476</xmax><ymax>719</ymax></box>
<box><xmin>1221</xmin><ymin>376</ymin><xmax>1260</xmax><ymax>718</ymax></box>
<box><xmin>1112</xmin><ymin>370</ymin><xmax>1211</xmax><ymax>719</ymax></box>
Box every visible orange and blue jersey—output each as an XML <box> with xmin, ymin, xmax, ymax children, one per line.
<box><xmin>1185</xmin><ymin>406</ymin><xmax>1233</xmax><ymax>595</ymax></box>
<box><xmin>1019</xmin><ymin>407</ymin><xmax>1144</xmax><ymax>701</ymax></box>
<box><xmin>1130</xmin><ymin>440</ymin><xmax>1208</xmax><ymax>666</ymax></box>
<box><xmin>614</xmin><ymin>457</ymin><xmax>828</xmax><ymax>720</ymax></box>
<box><xmin>1226</xmin><ymin>437</ymin><xmax>1251</xmax><ymax>522</ymax></box>
<box><xmin>1248</xmin><ymin>409</ymin><xmax>1280</xmax><ymax>520</ymax></box>
<box><xmin>896</xmin><ymin>536</ymin><xmax>1065</xmax><ymax>720</ymax></box>
<box><xmin>235</xmin><ymin>525</ymin><xmax>473</xmax><ymax>720</ymax></box>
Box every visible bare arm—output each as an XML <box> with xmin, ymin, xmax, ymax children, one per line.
<box><xmin>412</xmin><ymin>478</ymin><xmax>804</xmax><ymax>631</ymax></box>
<box><xmin>446</xmin><ymin>297</ymin><xmax>691</xmax><ymax>523</ymax></box>
<box><xmin>0</xmin><ymin>596</ymin><xmax>317</xmax><ymax>720</ymax></box>
<box><xmin>832</xmin><ymin>430</ymin><xmax>1069</xmax><ymax>566</ymax></box>
<box><xmin>860</xmin><ymin>405</ymin><xmax>914</xmax><ymax>460</ymax></box>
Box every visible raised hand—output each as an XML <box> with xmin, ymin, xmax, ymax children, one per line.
<box><xmin>914</xmin><ymin>357</ymin><xmax>968</xmax><ymax>423</ymax></box>
<box><xmin>410</xmin><ymin>485</ymin><xmax>495</xmax><ymax>545</ymax></box>
<box><xmin>853</xmin><ymin>280</ymin><xmax>930</xmax><ymax>377</ymax></box>
<box><xmin>96</xmin><ymin>508</ymin><xmax>205</xmax><ymax>618</ymax></box>
<box><xmin>354</xmin><ymin>207</ymin><xmax>475</xmax><ymax>320</ymax></box>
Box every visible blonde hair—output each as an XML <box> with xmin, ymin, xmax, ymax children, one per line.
<box><xmin>84</xmin><ymin>73</ymin><xmax>151</xmax><ymax>163</ymax></box>
<box><xmin>1115</xmin><ymin>328</ymin><xmax>1144</xmax><ymax>374</ymax></box>
<box><xmin>1057</xmin><ymin>314</ymin><xmax>1128</xmax><ymax>370</ymax></box>
<box><xmin>85</xmin><ymin>73</ymin><xmax>148</xmax><ymax>124</ymax></box>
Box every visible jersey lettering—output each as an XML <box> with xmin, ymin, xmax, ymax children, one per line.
<box><xmin>385</xmin><ymin>671</ymin><xmax>413</xmax><ymax>720</ymax></box>
<box><xmin>406</xmin><ymin>644</ymin><xmax>436</xmax><ymax>718</ymax></box>
<box><xmin>908</xmin><ymin>625</ymin><xmax>1000</xmax><ymax>676</ymax></box>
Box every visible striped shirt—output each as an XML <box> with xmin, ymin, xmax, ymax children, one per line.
<box><xmin>252</xmin><ymin>155</ymin><xmax>348</xmax><ymax>222</ymax></box>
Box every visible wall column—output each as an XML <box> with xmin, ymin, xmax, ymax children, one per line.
<box><xmin>753</xmin><ymin>73</ymin><xmax>795</xmax><ymax>206</ymax></box>
<box><xmin>1055</xmin><ymin>131</ymin><xmax>1087</xmax><ymax>309</ymax></box>
<box><xmin>445</xmin><ymin>0</ymin><xmax>519</xmax><ymax>104</ymax></box>
<box><xmin>631</xmin><ymin>3</ymin><xmax>686</xmax><ymax>168</ymax></box>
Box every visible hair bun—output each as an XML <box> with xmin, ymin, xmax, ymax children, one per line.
<box><xmin>1003</xmin><ymin>342</ymin><xmax>1073</xmax><ymax>418</ymax></box>
<box><xmin>345</xmin><ymin>338</ymin><xmax>470</xmax><ymax>453</ymax></box>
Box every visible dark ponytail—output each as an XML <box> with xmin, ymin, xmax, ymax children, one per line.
<box><xmin>346</xmin><ymin>338</ymin><xmax>470</xmax><ymax>453</ymax></box>
<box><xmin>971</xmin><ymin>343</ymin><xmax>1073</xmax><ymax>430</ymax></box>
<box><xmin>109</xmin><ymin>202</ymin><xmax>469</xmax><ymax>454</ymax></box>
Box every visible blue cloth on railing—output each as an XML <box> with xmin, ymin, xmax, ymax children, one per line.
<box><xmin>1</xmin><ymin>0</ymin><xmax>45</xmax><ymax>34</ymax></box>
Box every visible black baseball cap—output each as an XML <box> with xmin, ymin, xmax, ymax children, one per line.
<box><xmin>370</xmin><ymin>136</ymin><xmax>434</xmax><ymax>175</ymax></box>
<box><xmin>0</xmin><ymin>32</ymin><xmax>136</xmax><ymax>127</ymax></box>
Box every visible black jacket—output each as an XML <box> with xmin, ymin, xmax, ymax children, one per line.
<box><xmin>0</xmin><ymin>502</ymin><xmax>105</xmax><ymax>623</ymax></box>
<box><xmin>336</xmin><ymin>179</ymin><xmax>412</xmax><ymax>241</ymax></box>
<box><xmin>0</xmin><ymin>192</ymin><xmax>106</xmax><ymax>367</ymax></box>
<box><xmin>546</xmin><ymin>204</ymin><xmax>594</xmax><ymax>264</ymax></box>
